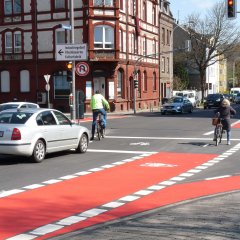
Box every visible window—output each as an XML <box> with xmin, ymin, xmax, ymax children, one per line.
<box><xmin>54</xmin><ymin>72</ymin><xmax>70</xmax><ymax>99</ymax></box>
<box><xmin>94</xmin><ymin>0</ymin><xmax>113</xmax><ymax>6</ymax></box>
<box><xmin>119</xmin><ymin>29</ymin><xmax>123</xmax><ymax>52</ymax></box>
<box><xmin>167</xmin><ymin>30</ymin><xmax>170</xmax><ymax>45</ymax></box>
<box><xmin>117</xmin><ymin>70</ymin><xmax>123</xmax><ymax>98</ymax></box>
<box><xmin>143</xmin><ymin>37</ymin><xmax>147</xmax><ymax>56</ymax></box>
<box><xmin>1</xmin><ymin>71</ymin><xmax>10</xmax><ymax>92</ymax></box>
<box><xmin>153</xmin><ymin>72</ymin><xmax>157</xmax><ymax>91</ymax></box>
<box><xmin>161</xmin><ymin>57</ymin><xmax>165</xmax><ymax>73</ymax></box>
<box><xmin>55</xmin><ymin>0</ymin><xmax>65</xmax><ymax>9</ymax></box>
<box><xmin>14</xmin><ymin>31</ymin><xmax>21</xmax><ymax>53</ymax></box>
<box><xmin>162</xmin><ymin>27</ymin><xmax>165</xmax><ymax>45</ymax></box>
<box><xmin>143</xmin><ymin>71</ymin><xmax>147</xmax><ymax>91</ymax></box>
<box><xmin>56</xmin><ymin>30</ymin><xmax>66</xmax><ymax>44</ymax></box>
<box><xmin>5</xmin><ymin>31</ymin><xmax>22</xmax><ymax>53</ymax></box>
<box><xmin>152</xmin><ymin>39</ymin><xmax>156</xmax><ymax>56</ymax></box>
<box><xmin>152</xmin><ymin>6</ymin><xmax>156</xmax><ymax>25</ymax></box>
<box><xmin>120</xmin><ymin>0</ymin><xmax>124</xmax><ymax>10</ymax></box>
<box><xmin>94</xmin><ymin>25</ymin><xmax>114</xmax><ymax>49</ymax></box>
<box><xmin>132</xmin><ymin>33</ymin><xmax>137</xmax><ymax>54</ymax></box>
<box><xmin>5</xmin><ymin>32</ymin><xmax>12</xmax><ymax>53</ymax></box>
<box><xmin>143</xmin><ymin>1</ymin><xmax>147</xmax><ymax>22</ymax></box>
<box><xmin>20</xmin><ymin>70</ymin><xmax>30</xmax><ymax>92</ymax></box>
<box><xmin>166</xmin><ymin>57</ymin><xmax>169</xmax><ymax>73</ymax></box>
<box><xmin>4</xmin><ymin>0</ymin><xmax>21</xmax><ymax>15</ymax></box>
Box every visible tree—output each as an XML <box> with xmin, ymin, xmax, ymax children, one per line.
<box><xmin>173</xmin><ymin>59</ymin><xmax>189</xmax><ymax>90</ymax></box>
<box><xmin>183</xmin><ymin>0</ymin><xmax>240</xmax><ymax>100</ymax></box>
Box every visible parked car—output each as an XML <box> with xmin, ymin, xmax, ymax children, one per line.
<box><xmin>203</xmin><ymin>94</ymin><xmax>224</xmax><ymax>109</ymax></box>
<box><xmin>234</xmin><ymin>93</ymin><xmax>240</xmax><ymax>104</ymax></box>
<box><xmin>0</xmin><ymin>102</ymin><xmax>39</xmax><ymax>112</ymax></box>
<box><xmin>0</xmin><ymin>108</ymin><xmax>89</xmax><ymax>163</ymax></box>
<box><xmin>161</xmin><ymin>96</ymin><xmax>193</xmax><ymax>115</ymax></box>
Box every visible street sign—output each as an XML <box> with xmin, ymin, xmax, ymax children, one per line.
<box><xmin>76</xmin><ymin>62</ymin><xmax>90</xmax><ymax>76</ymax></box>
<box><xmin>56</xmin><ymin>44</ymin><xmax>87</xmax><ymax>61</ymax></box>
<box><xmin>44</xmin><ymin>74</ymin><xmax>50</xmax><ymax>84</ymax></box>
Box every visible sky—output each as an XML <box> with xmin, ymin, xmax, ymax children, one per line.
<box><xmin>170</xmin><ymin>0</ymin><xmax>222</xmax><ymax>24</ymax></box>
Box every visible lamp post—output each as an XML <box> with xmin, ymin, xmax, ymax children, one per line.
<box><xmin>69</xmin><ymin>0</ymin><xmax>76</xmax><ymax>121</ymax></box>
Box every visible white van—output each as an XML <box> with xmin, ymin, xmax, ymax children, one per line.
<box><xmin>173</xmin><ymin>90</ymin><xmax>199</xmax><ymax>107</ymax></box>
<box><xmin>230</xmin><ymin>88</ymin><xmax>240</xmax><ymax>101</ymax></box>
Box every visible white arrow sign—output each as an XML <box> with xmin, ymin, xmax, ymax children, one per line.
<box><xmin>44</xmin><ymin>74</ymin><xmax>50</xmax><ymax>84</ymax></box>
<box><xmin>56</xmin><ymin>44</ymin><xmax>87</xmax><ymax>61</ymax></box>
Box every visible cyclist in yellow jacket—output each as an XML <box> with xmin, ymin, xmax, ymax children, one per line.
<box><xmin>90</xmin><ymin>90</ymin><xmax>110</xmax><ymax>141</ymax></box>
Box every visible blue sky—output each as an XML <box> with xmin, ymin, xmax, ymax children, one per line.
<box><xmin>170</xmin><ymin>0</ymin><xmax>221</xmax><ymax>23</ymax></box>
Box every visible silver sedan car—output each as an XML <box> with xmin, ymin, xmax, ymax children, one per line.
<box><xmin>161</xmin><ymin>96</ymin><xmax>193</xmax><ymax>115</ymax></box>
<box><xmin>0</xmin><ymin>108</ymin><xmax>90</xmax><ymax>163</ymax></box>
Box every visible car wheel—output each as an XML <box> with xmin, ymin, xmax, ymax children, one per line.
<box><xmin>189</xmin><ymin>107</ymin><xmax>193</xmax><ymax>113</ymax></box>
<box><xmin>161</xmin><ymin>111</ymin><xmax>166</xmax><ymax>115</ymax></box>
<box><xmin>31</xmin><ymin>139</ymin><xmax>45</xmax><ymax>163</ymax></box>
<box><xmin>76</xmin><ymin>133</ymin><xmax>88</xmax><ymax>153</ymax></box>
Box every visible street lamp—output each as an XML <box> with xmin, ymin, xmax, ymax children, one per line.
<box><xmin>69</xmin><ymin>0</ymin><xmax>76</xmax><ymax>121</ymax></box>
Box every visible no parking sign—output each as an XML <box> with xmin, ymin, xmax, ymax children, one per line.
<box><xmin>75</xmin><ymin>62</ymin><xmax>89</xmax><ymax>77</ymax></box>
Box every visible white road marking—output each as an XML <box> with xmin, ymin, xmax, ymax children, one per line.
<box><xmin>8</xmin><ymin>143</ymin><xmax>240</xmax><ymax>240</ymax></box>
<box><xmin>205</xmin><ymin>175</ymin><xmax>231</xmax><ymax>180</ymax></box>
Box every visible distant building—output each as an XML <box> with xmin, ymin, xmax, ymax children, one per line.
<box><xmin>0</xmin><ymin>0</ymin><xmax>174</xmax><ymax>113</ymax></box>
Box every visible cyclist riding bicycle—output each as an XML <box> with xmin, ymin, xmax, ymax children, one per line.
<box><xmin>90</xmin><ymin>90</ymin><xmax>110</xmax><ymax>141</ymax></box>
<box><xmin>213</xmin><ymin>98</ymin><xmax>236</xmax><ymax>145</ymax></box>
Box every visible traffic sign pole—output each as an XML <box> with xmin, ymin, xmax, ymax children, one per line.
<box><xmin>70</xmin><ymin>0</ymin><xmax>76</xmax><ymax>121</ymax></box>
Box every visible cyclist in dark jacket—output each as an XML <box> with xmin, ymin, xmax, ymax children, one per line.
<box><xmin>214</xmin><ymin>98</ymin><xmax>236</xmax><ymax>145</ymax></box>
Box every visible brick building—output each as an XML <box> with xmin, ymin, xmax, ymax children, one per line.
<box><xmin>0</xmin><ymin>0</ymin><xmax>173</xmax><ymax>113</ymax></box>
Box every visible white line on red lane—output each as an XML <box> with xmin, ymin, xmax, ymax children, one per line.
<box><xmin>6</xmin><ymin>143</ymin><xmax>240</xmax><ymax>240</ymax></box>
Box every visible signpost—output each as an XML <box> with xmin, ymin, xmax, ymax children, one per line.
<box><xmin>44</xmin><ymin>74</ymin><xmax>51</xmax><ymax>108</ymax></box>
<box><xmin>55</xmin><ymin>44</ymin><xmax>87</xmax><ymax>61</ymax></box>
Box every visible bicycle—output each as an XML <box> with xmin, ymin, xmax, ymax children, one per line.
<box><xmin>96</xmin><ymin>113</ymin><xmax>105</xmax><ymax>141</ymax></box>
<box><xmin>212</xmin><ymin>117</ymin><xmax>224</xmax><ymax>146</ymax></box>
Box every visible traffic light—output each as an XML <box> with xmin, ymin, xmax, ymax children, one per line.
<box><xmin>67</xmin><ymin>70</ymin><xmax>72</xmax><ymax>82</ymax></box>
<box><xmin>227</xmin><ymin>0</ymin><xmax>236</xmax><ymax>19</ymax></box>
<box><xmin>66</xmin><ymin>61</ymin><xmax>72</xmax><ymax>82</ymax></box>
<box><xmin>134</xmin><ymin>79</ymin><xmax>138</xmax><ymax>89</ymax></box>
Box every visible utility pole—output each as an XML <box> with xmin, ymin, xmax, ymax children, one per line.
<box><xmin>70</xmin><ymin>0</ymin><xmax>76</xmax><ymax>121</ymax></box>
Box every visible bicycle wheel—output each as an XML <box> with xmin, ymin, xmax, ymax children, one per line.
<box><xmin>101</xmin><ymin>127</ymin><xmax>105</xmax><ymax>138</ymax></box>
<box><xmin>96</xmin><ymin>121</ymin><xmax>101</xmax><ymax>141</ymax></box>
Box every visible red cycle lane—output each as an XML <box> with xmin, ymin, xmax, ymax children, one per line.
<box><xmin>0</xmin><ymin>152</ymin><xmax>215</xmax><ymax>239</ymax></box>
<box><xmin>41</xmin><ymin>175</ymin><xmax>240</xmax><ymax>240</ymax></box>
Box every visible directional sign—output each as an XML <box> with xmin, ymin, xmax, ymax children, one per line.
<box><xmin>56</xmin><ymin>44</ymin><xmax>87</xmax><ymax>61</ymax></box>
<box><xmin>76</xmin><ymin>62</ymin><xmax>90</xmax><ymax>77</ymax></box>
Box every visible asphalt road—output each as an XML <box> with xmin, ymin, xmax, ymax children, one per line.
<box><xmin>0</xmin><ymin>105</ymin><xmax>240</xmax><ymax>239</ymax></box>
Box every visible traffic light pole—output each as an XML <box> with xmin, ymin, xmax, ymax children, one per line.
<box><xmin>133</xmin><ymin>47</ymin><xmax>190</xmax><ymax>114</ymax></box>
<box><xmin>70</xmin><ymin>0</ymin><xmax>76</xmax><ymax>121</ymax></box>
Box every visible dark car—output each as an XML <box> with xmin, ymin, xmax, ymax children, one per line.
<box><xmin>203</xmin><ymin>93</ymin><xmax>224</xmax><ymax>109</ymax></box>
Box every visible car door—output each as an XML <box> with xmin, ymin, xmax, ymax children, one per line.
<box><xmin>53</xmin><ymin>110</ymin><xmax>79</xmax><ymax>148</ymax></box>
<box><xmin>36</xmin><ymin>111</ymin><xmax>62</xmax><ymax>152</ymax></box>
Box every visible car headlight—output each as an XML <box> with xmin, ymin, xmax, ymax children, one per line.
<box><xmin>216</xmin><ymin>99</ymin><xmax>220</xmax><ymax>102</ymax></box>
<box><xmin>176</xmin><ymin>106</ymin><xmax>181</xmax><ymax>109</ymax></box>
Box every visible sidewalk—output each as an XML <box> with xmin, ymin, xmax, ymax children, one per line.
<box><xmin>51</xmin><ymin>191</ymin><xmax>240</xmax><ymax>240</ymax></box>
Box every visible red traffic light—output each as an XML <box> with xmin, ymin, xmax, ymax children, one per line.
<box><xmin>227</xmin><ymin>0</ymin><xmax>236</xmax><ymax>19</ymax></box>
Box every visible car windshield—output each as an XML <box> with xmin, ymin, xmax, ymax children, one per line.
<box><xmin>0</xmin><ymin>104</ymin><xmax>19</xmax><ymax>112</ymax></box>
<box><xmin>169</xmin><ymin>97</ymin><xmax>183</xmax><ymax>103</ymax></box>
<box><xmin>207</xmin><ymin>94</ymin><xmax>220</xmax><ymax>100</ymax></box>
<box><xmin>0</xmin><ymin>112</ymin><xmax>33</xmax><ymax>124</ymax></box>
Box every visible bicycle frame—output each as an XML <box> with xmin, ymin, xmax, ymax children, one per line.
<box><xmin>96</xmin><ymin>113</ymin><xmax>105</xmax><ymax>140</ymax></box>
<box><xmin>214</xmin><ymin>118</ymin><xmax>223</xmax><ymax>146</ymax></box>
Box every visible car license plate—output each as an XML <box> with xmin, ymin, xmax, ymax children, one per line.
<box><xmin>0</xmin><ymin>131</ymin><xmax>4</xmax><ymax>137</ymax></box>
